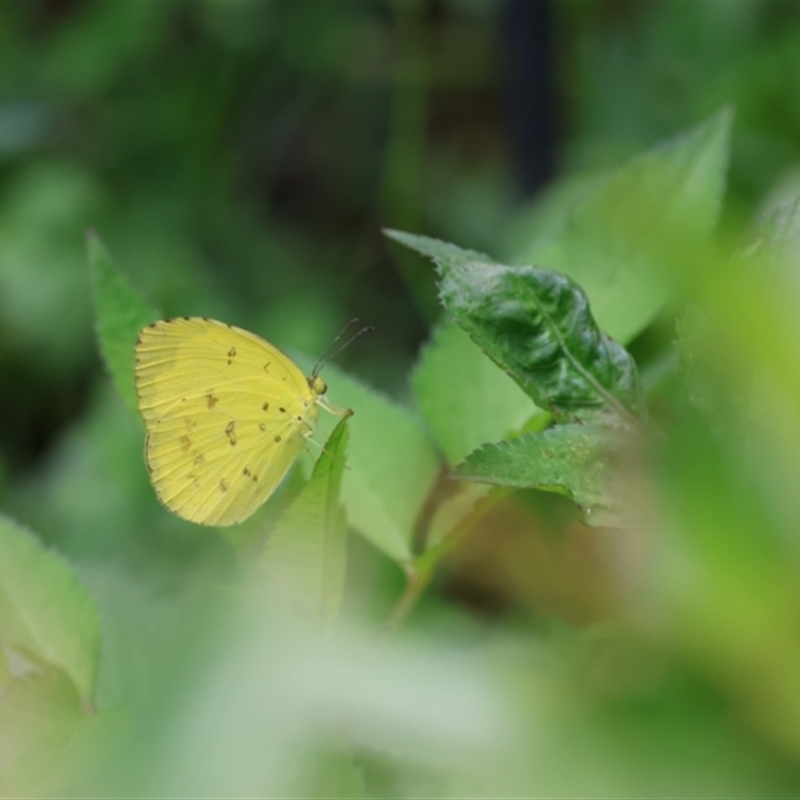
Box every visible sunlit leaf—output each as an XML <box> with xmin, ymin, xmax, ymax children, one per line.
<box><xmin>88</xmin><ymin>231</ymin><xmax>158</xmax><ymax>418</ymax></box>
<box><xmin>260</xmin><ymin>418</ymin><xmax>349</xmax><ymax>627</ymax></box>
<box><xmin>412</xmin><ymin>321</ymin><xmax>543</xmax><ymax>465</ymax></box>
<box><xmin>505</xmin><ymin>108</ymin><xmax>732</xmax><ymax>343</ymax></box>
<box><xmin>313</xmin><ymin>363</ymin><xmax>440</xmax><ymax>563</ymax></box>
<box><xmin>385</xmin><ymin>231</ymin><xmax>645</xmax><ymax>425</ymax></box>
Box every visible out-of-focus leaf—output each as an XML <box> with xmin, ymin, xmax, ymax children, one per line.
<box><xmin>132</xmin><ymin>594</ymin><xmax>516</xmax><ymax>798</ymax></box>
<box><xmin>454</xmin><ymin>425</ymin><xmax>620</xmax><ymax>527</ymax></box>
<box><xmin>412</xmin><ymin>321</ymin><xmax>543</xmax><ymax>465</ymax></box>
<box><xmin>756</xmin><ymin>195</ymin><xmax>800</xmax><ymax>255</ymax></box>
<box><xmin>298</xmin><ymin>741</ymin><xmax>366</xmax><ymax>799</ymax></box>
<box><xmin>0</xmin><ymin>517</ymin><xmax>99</xmax><ymax>703</ymax></box>
<box><xmin>505</xmin><ymin>108</ymin><xmax>732</xmax><ymax>343</ymax></box>
<box><xmin>0</xmin><ymin>102</ymin><xmax>54</xmax><ymax>158</ymax></box>
<box><xmin>260</xmin><ymin>419</ymin><xmax>349</xmax><ymax>627</ymax></box>
<box><xmin>42</xmin><ymin>1</ymin><xmax>167</xmax><ymax>97</ymax></box>
<box><xmin>426</xmin><ymin>482</ymin><xmax>491</xmax><ymax>549</ymax></box>
<box><xmin>651</xmin><ymin>408</ymin><xmax>800</xmax><ymax>756</ymax></box>
<box><xmin>745</xmin><ymin>195</ymin><xmax>800</xmax><ymax>286</ymax></box>
<box><xmin>0</xmin><ymin>668</ymin><xmax>123</xmax><ymax>797</ymax></box>
<box><xmin>385</xmin><ymin>231</ymin><xmax>645</xmax><ymax>425</ymax></box>
<box><xmin>310</xmin><ymin>362</ymin><xmax>439</xmax><ymax>563</ymax></box>
<box><xmin>88</xmin><ymin>232</ymin><xmax>158</xmax><ymax>419</ymax></box>
<box><xmin>503</xmin><ymin>172</ymin><xmax>605</xmax><ymax>266</ymax></box>
<box><xmin>0</xmin><ymin>162</ymin><xmax>102</xmax><ymax>373</ymax></box>
<box><xmin>0</xmin><ymin>669</ymin><xmax>81</xmax><ymax>795</ymax></box>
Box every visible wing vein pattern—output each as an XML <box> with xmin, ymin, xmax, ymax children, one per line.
<box><xmin>135</xmin><ymin>317</ymin><xmax>318</xmax><ymax>525</ymax></box>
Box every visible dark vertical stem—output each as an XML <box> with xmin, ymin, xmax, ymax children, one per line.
<box><xmin>381</xmin><ymin>487</ymin><xmax>512</xmax><ymax>634</ymax></box>
<box><xmin>381</xmin><ymin>0</ymin><xmax>439</xmax><ymax>320</ymax></box>
<box><xmin>502</xmin><ymin>0</ymin><xmax>556</xmax><ymax>196</ymax></box>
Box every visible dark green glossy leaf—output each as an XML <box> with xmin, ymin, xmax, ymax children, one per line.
<box><xmin>385</xmin><ymin>231</ymin><xmax>645</xmax><ymax>425</ymax></box>
<box><xmin>454</xmin><ymin>425</ymin><xmax>620</xmax><ymax>527</ymax></box>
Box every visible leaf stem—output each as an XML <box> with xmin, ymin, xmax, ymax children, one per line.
<box><xmin>380</xmin><ymin>486</ymin><xmax>512</xmax><ymax>634</ymax></box>
<box><xmin>380</xmin><ymin>561</ymin><xmax>434</xmax><ymax>635</ymax></box>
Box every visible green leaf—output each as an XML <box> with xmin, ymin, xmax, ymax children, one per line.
<box><xmin>296</xmin><ymin>741</ymin><xmax>366</xmax><ymax>799</ymax></box>
<box><xmin>0</xmin><ymin>670</ymin><xmax>81</xmax><ymax>795</ymax></box>
<box><xmin>412</xmin><ymin>321</ymin><xmax>545</xmax><ymax>465</ymax></box>
<box><xmin>385</xmin><ymin>231</ymin><xmax>645</xmax><ymax>425</ymax></box>
<box><xmin>453</xmin><ymin>425</ymin><xmax>620</xmax><ymax>527</ymax></box>
<box><xmin>87</xmin><ymin>231</ymin><xmax>158</xmax><ymax>418</ymax></box>
<box><xmin>313</xmin><ymin>363</ymin><xmax>440</xmax><ymax>563</ymax></box>
<box><xmin>503</xmin><ymin>172</ymin><xmax>605</xmax><ymax>265</ymax></box>
<box><xmin>505</xmin><ymin>108</ymin><xmax>732</xmax><ymax>343</ymax></box>
<box><xmin>0</xmin><ymin>669</ymin><xmax>122</xmax><ymax>796</ymax></box>
<box><xmin>426</xmin><ymin>482</ymin><xmax>491</xmax><ymax>549</ymax></box>
<box><xmin>0</xmin><ymin>517</ymin><xmax>100</xmax><ymax>703</ymax></box>
<box><xmin>746</xmin><ymin>194</ymin><xmax>800</xmax><ymax>268</ymax></box>
<box><xmin>260</xmin><ymin>418</ymin><xmax>349</xmax><ymax>626</ymax></box>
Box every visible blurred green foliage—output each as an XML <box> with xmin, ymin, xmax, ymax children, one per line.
<box><xmin>3</xmin><ymin>1</ymin><xmax>800</xmax><ymax>797</ymax></box>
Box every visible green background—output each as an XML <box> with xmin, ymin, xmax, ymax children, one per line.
<box><xmin>3</xmin><ymin>2</ymin><xmax>800</xmax><ymax>796</ymax></box>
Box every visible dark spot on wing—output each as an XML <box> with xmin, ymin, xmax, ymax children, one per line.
<box><xmin>206</xmin><ymin>393</ymin><xmax>218</xmax><ymax>409</ymax></box>
<box><xmin>259</xmin><ymin>423</ymin><xmax>266</xmax><ymax>431</ymax></box>
<box><xmin>279</xmin><ymin>406</ymin><xmax>286</xmax><ymax>413</ymax></box>
<box><xmin>220</xmin><ymin>479</ymin><xmax>229</xmax><ymax>492</ymax></box>
<box><xmin>274</xmin><ymin>435</ymin><xmax>282</xmax><ymax>443</ymax></box>
<box><xmin>225</xmin><ymin>421</ymin><xmax>237</xmax><ymax>446</ymax></box>
<box><xmin>179</xmin><ymin>435</ymin><xmax>191</xmax><ymax>452</ymax></box>
<box><xmin>262</xmin><ymin>401</ymin><xmax>269</xmax><ymax>411</ymax></box>
<box><xmin>263</xmin><ymin>362</ymin><xmax>271</xmax><ymax>373</ymax></box>
<box><xmin>227</xmin><ymin>346</ymin><xmax>237</xmax><ymax>365</ymax></box>
<box><xmin>243</xmin><ymin>467</ymin><xmax>251</xmax><ymax>477</ymax></box>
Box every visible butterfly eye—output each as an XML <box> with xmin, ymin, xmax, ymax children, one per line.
<box><xmin>310</xmin><ymin>375</ymin><xmax>327</xmax><ymax>395</ymax></box>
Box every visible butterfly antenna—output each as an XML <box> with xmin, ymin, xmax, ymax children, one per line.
<box><xmin>312</xmin><ymin>322</ymin><xmax>374</xmax><ymax>377</ymax></box>
<box><xmin>311</xmin><ymin>318</ymin><xmax>359</xmax><ymax>376</ymax></box>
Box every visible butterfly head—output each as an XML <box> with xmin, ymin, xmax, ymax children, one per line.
<box><xmin>309</xmin><ymin>375</ymin><xmax>328</xmax><ymax>396</ymax></box>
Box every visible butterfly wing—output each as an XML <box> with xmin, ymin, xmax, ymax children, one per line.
<box><xmin>135</xmin><ymin>317</ymin><xmax>317</xmax><ymax>526</ymax></box>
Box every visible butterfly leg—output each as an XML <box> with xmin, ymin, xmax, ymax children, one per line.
<box><xmin>317</xmin><ymin>396</ymin><xmax>353</xmax><ymax>418</ymax></box>
<box><xmin>302</xmin><ymin>429</ymin><xmax>351</xmax><ymax>470</ymax></box>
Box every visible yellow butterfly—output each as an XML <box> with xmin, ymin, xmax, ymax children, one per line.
<box><xmin>135</xmin><ymin>316</ymin><xmax>362</xmax><ymax>526</ymax></box>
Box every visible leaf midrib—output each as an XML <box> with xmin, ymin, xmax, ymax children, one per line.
<box><xmin>522</xmin><ymin>269</ymin><xmax>638</xmax><ymax>424</ymax></box>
